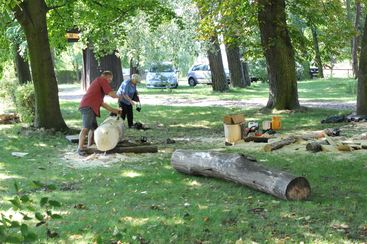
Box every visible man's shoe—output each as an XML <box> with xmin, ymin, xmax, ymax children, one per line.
<box><xmin>77</xmin><ymin>149</ymin><xmax>88</xmax><ymax>156</ymax></box>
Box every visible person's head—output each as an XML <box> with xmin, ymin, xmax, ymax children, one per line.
<box><xmin>131</xmin><ymin>74</ymin><xmax>141</xmax><ymax>85</ymax></box>
<box><xmin>101</xmin><ymin>70</ymin><xmax>113</xmax><ymax>83</ymax></box>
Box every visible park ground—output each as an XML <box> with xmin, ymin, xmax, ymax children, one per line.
<box><xmin>1</xmin><ymin>78</ymin><xmax>367</xmax><ymax>243</ymax></box>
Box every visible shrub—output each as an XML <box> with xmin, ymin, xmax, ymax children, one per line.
<box><xmin>14</xmin><ymin>83</ymin><xmax>35</xmax><ymax>123</ymax></box>
<box><xmin>56</xmin><ymin>70</ymin><xmax>80</xmax><ymax>84</ymax></box>
<box><xmin>248</xmin><ymin>59</ymin><xmax>268</xmax><ymax>82</ymax></box>
<box><xmin>0</xmin><ymin>79</ymin><xmax>17</xmax><ymax>105</ymax></box>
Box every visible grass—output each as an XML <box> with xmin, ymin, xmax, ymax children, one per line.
<box><xmin>1</xmin><ymin>78</ymin><xmax>367</xmax><ymax>243</ymax></box>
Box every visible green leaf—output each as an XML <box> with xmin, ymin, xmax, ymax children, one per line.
<box><xmin>40</xmin><ymin>197</ymin><xmax>48</xmax><ymax>207</ymax></box>
<box><xmin>35</xmin><ymin>212</ymin><xmax>44</xmax><ymax>221</ymax></box>
<box><xmin>32</xmin><ymin>181</ymin><xmax>44</xmax><ymax>187</ymax></box>
<box><xmin>51</xmin><ymin>214</ymin><xmax>62</xmax><ymax>219</ymax></box>
<box><xmin>20</xmin><ymin>195</ymin><xmax>30</xmax><ymax>203</ymax></box>
<box><xmin>47</xmin><ymin>184</ymin><xmax>57</xmax><ymax>191</ymax></box>
<box><xmin>10</xmin><ymin>220</ymin><xmax>20</xmax><ymax>228</ymax></box>
<box><xmin>20</xmin><ymin>224</ymin><xmax>29</xmax><ymax>235</ymax></box>
<box><xmin>9</xmin><ymin>196</ymin><xmax>21</xmax><ymax>209</ymax></box>
<box><xmin>5</xmin><ymin>235</ymin><xmax>22</xmax><ymax>243</ymax></box>
<box><xmin>24</xmin><ymin>232</ymin><xmax>37</xmax><ymax>242</ymax></box>
<box><xmin>22</xmin><ymin>215</ymin><xmax>32</xmax><ymax>221</ymax></box>
<box><xmin>48</xmin><ymin>200</ymin><xmax>61</xmax><ymax>208</ymax></box>
<box><xmin>14</xmin><ymin>181</ymin><xmax>19</xmax><ymax>193</ymax></box>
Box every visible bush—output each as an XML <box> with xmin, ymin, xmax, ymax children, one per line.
<box><xmin>14</xmin><ymin>83</ymin><xmax>35</xmax><ymax>123</ymax></box>
<box><xmin>56</xmin><ymin>70</ymin><xmax>80</xmax><ymax>84</ymax></box>
<box><xmin>0</xmin><ymin>79</ymin><xmax>17</xmax><ymax>105</ymax></box>
<box><xmin>248</xmin><ymin>59</ymin><xmax>268</xmax><ymax>82</ymax></box>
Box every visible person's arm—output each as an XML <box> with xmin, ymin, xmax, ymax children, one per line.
<box><xmin>108</xmin><ymin>91</ymin><xmax>120</xmax><ymax>99</ymax></box>
<box><xmin>101</xmin><ymin>102</ymin><xmax>121</xmax><ymax>114</ymax></box>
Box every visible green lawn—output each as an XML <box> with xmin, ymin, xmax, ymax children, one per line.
<box><xmin>1</xmin><ymin>78</ymin><xmax>366</xmax><ymax>243</ymax></box>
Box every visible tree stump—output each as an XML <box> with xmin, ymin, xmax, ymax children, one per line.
<box><xmin>171</xmin><ymin>150</ymin><xmax>311</xmax><ymax>200</ymax></box>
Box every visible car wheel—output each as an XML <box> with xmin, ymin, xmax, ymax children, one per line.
<box><xmin>188</xmin><ymin>78</ymin><xmax>197</xmax><ymax>87</ymax></box>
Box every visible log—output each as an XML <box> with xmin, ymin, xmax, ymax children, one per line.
<box><xmin>171</xmin><ymin>150</ymin><xmax>311</xmax><ymax>200</ymax></box>
<box><xmin>306</xmin><ymin>141</ymin><xmax>322</xmax><ymax>152</ymax></box>
<box><xmin>263</xmin><ymin>137</ymin><xmax>297</xmax><ymax>152</ymax></box>
<box><xmin>94</xmin><ymin>116</ymin><xmax>124</xmax><ymax>151</ymax></box>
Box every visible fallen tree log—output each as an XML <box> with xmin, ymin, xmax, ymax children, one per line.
<box><xmin>94</xmin><ymin>116</ymin><xmax>124</xmax><ymax>151</ymax></box>
<box><xmin>263</xmin><ymin>137</ymin><xmax>297</xmax><ymax>152</ymax></box>
<box><xmin>171</xmin><ymin>150</ymin><xmax>311</xmax><ymax>200</ymax></box>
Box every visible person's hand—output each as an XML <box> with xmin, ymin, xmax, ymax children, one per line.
<box><xmin>112</xmin><ymin>108</ymin><xmax>122</xmax><ymax>115</ymax></box>
<box><xmin>130</xmin><ymin>100</ymin><xmax>135</xmax><ymax>106</ymax></box>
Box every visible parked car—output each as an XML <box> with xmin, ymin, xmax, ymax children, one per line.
<box><xmin>187</xmin><ymin>64</ymin><xmax>230</xmax><ymax>87</ymax></box>
<box><xmin>145</xmin><ymin>62</ymin><xmax>178</xmax><ymax>89</ymax></box>
<box><xmin>309</xmin><ymin>66</ymin><xmax>319</xmax><ymax>78</ymax></box>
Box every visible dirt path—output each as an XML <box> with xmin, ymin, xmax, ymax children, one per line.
<box><xmin>59</xmin><ymin>86</ymin><xmax>356</xmax><ymax>111</ymax></box>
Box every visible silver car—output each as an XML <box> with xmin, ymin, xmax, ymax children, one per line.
<box><xmin>187</xmin><ymin>64</ymin><xmax>230</xmax><ymax>86</ymax></box>
<box><xmin>146</xmin><ymin>62</ymin><xmax>178</xmax><ymax>89</ymax></box>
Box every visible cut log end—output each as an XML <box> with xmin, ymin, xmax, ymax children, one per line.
<box><xmin>285</xmin><ymin>177</ymin><xmax>311</xmax><ymax>200</ymax></box>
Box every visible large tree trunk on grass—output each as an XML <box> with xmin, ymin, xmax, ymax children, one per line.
<box><xmin>352</xmin><ymin>1</ymin><xmax>362</xmax><ymax>78</ymax></box>
<box><xmin>14</xmin><ymin>0</ymin><xmax>68</xmax><ymax>131</ymax></box>
<box><xmin>225</xmin><ymin>43</ymin><xmax>247</xmax><ymax>88</ymax></box>
<box><xmin>208</xmin><ymin>35</ymin><xmax>229</xmax><ymax>92</ymax></box>
<box><xmin>357</xmin><ymin>13</ymin><xmax>367</xmax><ymax>115</ymax></box>
<box><xmin>171</xmin><ymin>150</ymin><xmax>311</xmax><ymax>200</ymax></box>
<box><xmin>14</xmin><ymin>44</ymin><xmax>31</xmax><ymax>84</ymax></box>
<box><xmin>258</xmin><ymin>0</ymin><xmax>300</xmax><ymax>110</ymax></box>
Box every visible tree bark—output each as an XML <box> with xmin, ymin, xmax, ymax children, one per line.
<box><xmin>81</xmin><ymin>45</ymin><xmax>99</xmax><ymax>91</ymax></box>
<box><xmin>241</xmin><ymin>60</ymin><xmax>251</xmax><ymax>86</ymax></box>
<box><xmin>82</xmin><ymin>47</ymin><xmax>123</xmax><ymax>91</ymax></box>
<box><xmin>171</xmin><ymin>150</ymin><xmax>311</xmax><ymax>200</ymax></box>
<box><xmin>311</xmin><ymin>25</ymin><xmax>324</xmax><ymax>78</ymax></box>
<box><xmin>352</xmin><ymin>1</ymin><xmax>361</xmax><ymax>78</ymax></box>
<box><xmin>258</xmin><ymin>0</ymin><xmax>300</xmax><ymax>110</ymax></box>
<box><xmin>357</xmin><ymin>13</ymin><xmax>367</xmax><ymax>115</ymax></box>
<box><xmin>263</xmin><ymin>137</ymin><xmax>297</xmax><ymax>152</ymax></box>
<box><xmin>99</xmin><ymin>51</ymin><xmax>123</xmax><ymax>90</ymax></box>
<box><xmin>225</xmin><ymin>43</ymin><xmax>246</xmax><ymax>88</ymax></box>
<box><xmin>14</xmin><ymin>0</ymin><xmax>68</xmax><ymax>131</ymax></box>
<box><xmin>14</xmin><ymin>44</ymin><xmax>32</xmax><ymax>84</ymax></box>
<box><xmin>208</xmin><ymin>35</ymin><xmax>229</xmax><ymax>92</ymax></box>
<box><xmin>130</xmin><ymin>58</ymin><xmax>140</xmax><ymax>76</ymax></box>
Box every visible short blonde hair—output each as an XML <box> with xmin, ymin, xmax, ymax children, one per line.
<box><xmin>131</xmin><ymin>74</ymin><xmax>141</xmax><ymax>83</ymax></box>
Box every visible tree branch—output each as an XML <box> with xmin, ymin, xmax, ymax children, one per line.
<box><xmin>47</xmin><ymin>4</ymin><xmax>67</xmax><ymax>11</ymax></box>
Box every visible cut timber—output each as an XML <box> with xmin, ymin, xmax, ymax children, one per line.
<box><xmin>306</xmin><ymin>142</ymin><xmax>322</xmax><ymax>152</ymax></box>
<box><xmin>263</xmin><ymin>137</ymin><xmax>297</xmax><ymax>152</ymax></box>
<box><xmin>0</xmin><ymin>113</ymin><xmax>19</xmax><ymax>124</ymax></box>
<box><xmin>94</xmin><ymin>116</ymin><xmax>124</xmax><ymax>151</ymax></box>
<box><xmin>321</xmin><ymin>145</ymin><xmax>339</xmax><ymax>152</ymax></box>
<box><xmin>171</xmin><ymin>150</ymin><xmax>311</xmax><ymax>200</ymax></box>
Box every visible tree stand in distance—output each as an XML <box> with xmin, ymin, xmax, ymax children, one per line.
<box><xmin>171</xmin><ymin>150</ymin><xmax>311</xmax><ymax>200</ymax></box>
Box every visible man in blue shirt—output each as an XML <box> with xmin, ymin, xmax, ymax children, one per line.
<box><xmin>116</xmin><ymin>74</ymin><xmax>141</xmax><ymax>128</ymax></box>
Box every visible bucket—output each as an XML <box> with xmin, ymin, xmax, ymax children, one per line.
<box><xmin>271</xmin><ymin>116</ymin><xmax>281</xmax><ymax>130</ymax></box>
<box><xmin>262</xmin><ymin>120</ymin><xmax>272</xmax><ymax>130</ymax></box>
<box><xmin>224</xmin><ymin>123</ymin><xmax>242</xmax><ymax>143</ymax></box>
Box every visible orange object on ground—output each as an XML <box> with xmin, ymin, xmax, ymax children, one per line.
<box><xmin>271</xmin><ymin>116</ymin><xmax>281</xmax><ymax>130</ymax></box>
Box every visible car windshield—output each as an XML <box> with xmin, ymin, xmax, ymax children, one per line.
<box><xmin>149</xmin><ymin>64</ymin><xmax>174</xmax><ymax>72</ymax></box>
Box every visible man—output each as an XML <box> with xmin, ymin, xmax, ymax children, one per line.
<box><xmin>77</xmin><ymin>71</ymin><xmax>121</xmax><ymax>156</ymax></box>
<box><xmin>116</xmin><ymin>74</ymin><xmax>141</xmax><ymax>128</ymax></box>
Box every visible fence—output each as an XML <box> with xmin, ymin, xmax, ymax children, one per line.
<box><xmin>323</xmin><ymin>68</ymin><xmax>354</xmax><ymax>78</ymax></box>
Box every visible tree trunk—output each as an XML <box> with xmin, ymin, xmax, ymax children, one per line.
<box><xmin>352</xmin><ymin>1</ymin><xmax>362</xmax><ymax>78</ymax></box>
<box><xmin>99</xmin><ymin>51</ymin><xmax>123</xmax><ymax>90</ymax></box>
<box><xmin>14</xmin><ymin>44</ymin><xmax>32</xmax><ymax>84</ymax></box>
<box><xmin>311</xmin><ymin>25</ymin><xmax>324</xmax><ymax>78</ymax></box>
<box><xmin>171</xmin><ymin>150</ymin><xmax>311</xmax><ymax>200</ymax></box>
<box><xmin>225</xmin><ymin>44</ymin><xmax>246</xmax><ymax>88</ymax></box>
<box><xmin>208</xmin><ymin>35</ymin><xmax>228</xmax><ymax>92</ymax></box>
<box><xmin>258</xmin><ymin>0</ymin><xmax>300</xmax><ymax>110</ymax></box>
<box><xmin>241</xmin><ymin>61</ymin><xmax>251</xmax><ymax>86</ymax></box>
<box><xmin>82</xmin><ymin>47</ymin><xmax>123</xmax><ymax>91</ymax></box>
<box><xmin>14</xmin><ymin>0</ymin><xmax>68</xmax><ymax>131</ymax></box>
<box><xmin>356</xmin><ymin>14</ymin><xmax>367</xmax><ymax>115</ymax></box>
<box><xmin>81</xmin><ymin>46</ymin><xmax>100</xmax><ymax>91</ymax></box>
<box><xmin>130</xmin><ymin>58</ymin><xmax>140</xmax><ymax>76</ymax></box>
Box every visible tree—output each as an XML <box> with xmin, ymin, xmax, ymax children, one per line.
<box><xmin>258</xmin><ymin>0</ymin><xmax>300</xmax><ymax>110</ymax></box>
<box><xmin>225</xmin><ymin>42</ymin><xmax>247</xmax><ymax>88</ymax></box>
<box><xmin>208</xmin><ymin>35</ymin><xmax>229</xmax><ymax>92</ymax></box>
<box><xmin>357</xmin><ymin>12</ymin><xmax>367</xmax><ymax>115</ymax></box>
<box><xmin>13</xmin><ymin>0</ymin><xmax>68</xmax><ymax>130</ymax></box>
<box><xmin>352</xmin><ymin>0</ymin><xmax>362</xmax><ymax>78</ymax></box>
